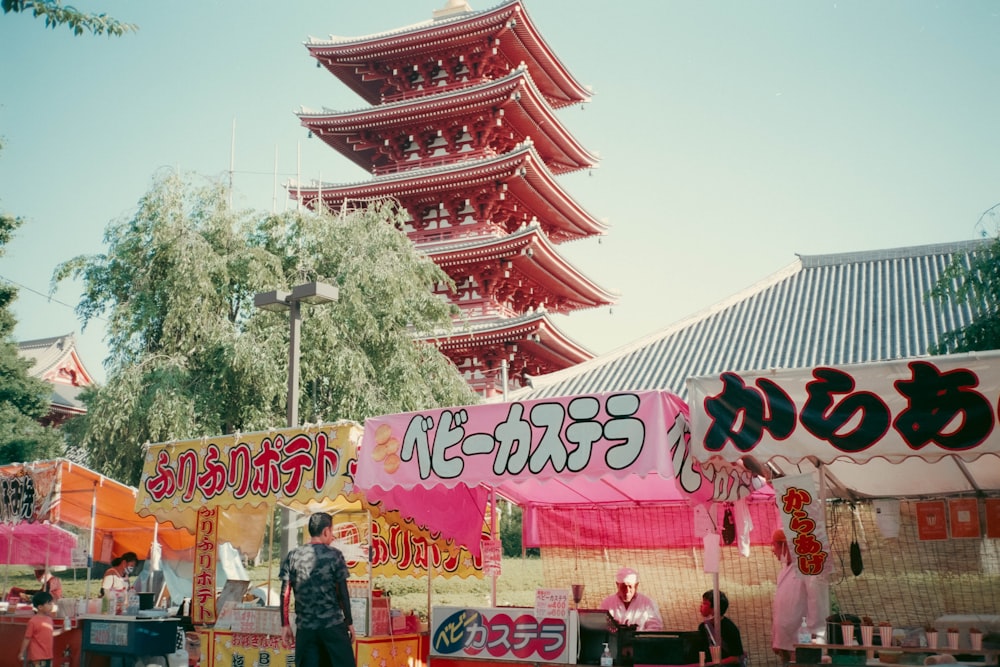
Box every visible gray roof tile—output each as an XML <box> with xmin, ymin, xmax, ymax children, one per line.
<box><xmin>509</xmin><ymin>239</ymin><xmax>989</xmax><ymax>401</ymax></box>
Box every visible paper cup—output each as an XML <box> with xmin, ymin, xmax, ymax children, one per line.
<box><xmin>971</xmin><ymin>633</ymin><xmax>983</xmax><ymax>651</ymax></box>
<box><xmin>879</xmin><ymin>627</ymin><xmax>893</xmax><ymax>648</ymax></box>
<box><xmin>947</xmin><ymin>632</ymin><xmax>959</xmax><ymax>651</ymax></box>
<box><xmin>699</xmin><ymin>651</ymin><xmax>706</xmax><ymax>667</ymax></box>
<box><xmin>710</xmin><ymin>646</ymin><xmax>722</xmax><ymax>663</ymax></box>
<box><xmin>925</xmin><ymin>631</ymin><xmax>938</xmax><ymax>649</ymax></box>
<box><xmin>861</xmin><ymin>626</ymin><xmax>874</xmax><ymax>646</ymax></box>
<box><xmin>842</xmin><ymin>625</ymin><xmax>856</xmax><ymax>646</ymax></box>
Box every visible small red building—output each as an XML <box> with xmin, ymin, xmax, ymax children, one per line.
<box><xmin>16</xmin><ymin>332</ymin><xmax>94</xmax><ymax>427</ymax></box>
<box><xmin>293</xmin><ymin>0</ymin><xmax>615</xmax><ymax>395</ymax></box>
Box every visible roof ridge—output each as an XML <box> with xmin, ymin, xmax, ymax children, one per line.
<box><xmin>16</xmin><ymin>332</ymin><xmax>76</xmax><ymax>350</ymax></box>
<box><xmin>798</xmin><ymin>238</ymin><xmax>989</xmax><ymax>268</ymax></box>
<box><xmin>307</xmin><ymin>0</ymin><xmax>516</xmax><ymax>46</ymax></box>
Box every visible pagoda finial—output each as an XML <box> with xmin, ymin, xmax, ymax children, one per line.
<box><xmin>433</xmin><ymin>0</ymin><xmax>473</xmax><ymax>20</ymax></box>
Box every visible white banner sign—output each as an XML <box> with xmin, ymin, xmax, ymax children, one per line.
<box><xmin>687</xmin><ymin>352</ymin><xmax>1000</xmax><ymax>465</ymax></box>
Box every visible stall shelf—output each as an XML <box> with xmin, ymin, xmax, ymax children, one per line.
<box><xmin>793</xmin><ymin>644</ymin><xmax>1000</xmax><ymax>667</ymax></box>
<box><xmin>209</xmin><ymin>624</ymin><xmax>427</xmax><ymax>667</ymax></box>
<box><xmin>0</xmin><ymin>614</ymin><xmax>81</xmax><ymax>667</ymax></box>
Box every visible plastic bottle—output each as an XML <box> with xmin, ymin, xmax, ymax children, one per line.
<box><xmin>600</xmin><ymin>642</ymin><xmax>613</xmax><ymax>667</ymax></box>
<box><xmin>798</xmin><ymin>617</ymin><xmax>811</xmax><ymax>644</ymax></box>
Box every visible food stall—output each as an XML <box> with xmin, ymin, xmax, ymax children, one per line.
<box><xmin>135</xmin><ymin>420</ymin><xmax>484</xmax><ymax>667</ymax></box>
<box><xmin>0</xmin><ymin>459</ymin><xmax>196</xmax><ymax>667</ymax></box>
<box><xmin>686</xmin><ymin>350</ymin><xmax>1000</xmax><ymax>666</ymax></box>
<box><xmin>355</xmin><ymin>390</ymin><xmax>771</xmax><ymax>667</ymax></box>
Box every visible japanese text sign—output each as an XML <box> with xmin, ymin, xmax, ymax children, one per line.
<box><xmin>687</xmin><ymin>353</ymin><xmax>1000</xmax><ymax>465</ymax></box>
<box><xmin>0</xmin><ymin>465</ymin><xmax>59</xmax><ymax>525</ymax></box>
<box><xmin>772</xmin><ymin>472</ymin><xmax>830</xmax><ymax>576</ymax></box>
<box><xmin>355</xmin><ymin>513</ymin><xmax>484</xmax><ymax>579</ymax></box>
<box><xmin>535</xmin><ymin>589</ymin><xmax>570</xmax><ymax>620</ymax></box>
<box><xmin>192</xmin><ymin>505</ymin><xmax>219</xmax><ymax>625</ymax></box>
<box><xmin>357</xmin><ymin>391</ymin><xmax>688</xmax><ymax>490</ymax></box>
<box><xmin>137</xmin><ymin>422</ymin><xmax>360</xmax><ymax>526</ymax></box>
<box><xmin>430</xmin><ymin>606</ymin><xmax>575</xmax><ymax>664</ymax></box>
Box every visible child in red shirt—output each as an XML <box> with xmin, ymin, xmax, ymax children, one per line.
<box><xmin>18</xmin><ymin>591</ymin><xmax>55</xmax><ymax>667</ymax></box>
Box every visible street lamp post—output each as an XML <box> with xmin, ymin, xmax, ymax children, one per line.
<box><xmin>254</xmin><ymin>280</ymin><xmax>339</xmax><ymax>558</ymax></box>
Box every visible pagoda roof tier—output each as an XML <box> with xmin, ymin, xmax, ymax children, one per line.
<box><xmin>290</xmin><ymin>144</ymin><xmax>608</xmax><ymax>242</ymax></box>
<box><xmin>298</xmin><ymin>68</ymin><xmax>598</xmax><ymax>176</ymax></box>
<box><xmin>305</xmin><ymin>0</ymin><xmax>591</xmax><ymax>108</ymax></box>
<box><xmin>422</xmin><ymin>311</ymin><xmax>593</xmax><ymax>380</ymax></box>
<box><xmin>426</xmin><ymin>224</ymin><xmax>617</xmax><ymax>313</ymax></box>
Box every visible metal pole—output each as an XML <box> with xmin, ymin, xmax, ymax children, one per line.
<box><xmin>280</xmin><ymin>299</ymin><xmax>302</xmax><ymax>558</ymax></box>
<box><xmin>287</xmin><ymin>299</ymin><xmax>301</xmax><ymax>427</ymax></box>
<box><xmin>501</xmin><ymin>359</ymin><xmax>508</xmax><ymax>402</ymax></box>
<box><xmin>86</xmin><ymin>481</ymin><xmax>97</xmax><ymax>599</ymax></box>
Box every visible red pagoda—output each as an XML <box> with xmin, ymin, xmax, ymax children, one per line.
<box><xmin>293</xmin><ymin>0</ymin><xmax>616</xmax><ymax>395</ymax></box>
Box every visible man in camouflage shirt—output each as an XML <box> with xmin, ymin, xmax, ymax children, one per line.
<box><xmin>280</xmin><ymin>512</ymin><xmax>356</xmax><ymax>667</ymax></box>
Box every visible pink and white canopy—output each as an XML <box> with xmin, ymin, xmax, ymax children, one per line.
<box><xmin>0</xmin><ymin>521</ymin><xmax>77</xmax><ymax>566</ymax></box>
<box><xmin>357</xmin><ymin>390</ymin><xmax>771</xmax><ymax>552</ymax></box>
<box><xmin>686</xmin><ymin>350</ymin><xmax>1000</xmax><ymax>498</ymax></box>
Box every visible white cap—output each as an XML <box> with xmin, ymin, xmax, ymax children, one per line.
<box><xmin>616</xmin><ymin>567</ymin><xmax>639</xmax><ymax>585</ymax></box>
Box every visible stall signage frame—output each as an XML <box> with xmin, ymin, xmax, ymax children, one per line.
<box><xmin>139</xmin><ymin>423</ymin><xmax>358</xmax><ymax>519</ymax></box>
<box><xmin>429</xmin><ymin>606</ymin><xmax>578</xmax><ymax>664</ymax></box>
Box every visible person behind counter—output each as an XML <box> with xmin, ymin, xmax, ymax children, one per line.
<box><xmin>18</xmin><ymin>591</ymin><xmax>55</xmax><ymax>667</ymax></box>
<box><xmin>599</xmin><ymin>567</ymin><xmax>663</xmax><ymax>631</ymax></box>
<box><xmin>11</xmin><ymin>566</ymin><xmax>63</xmax><ymax>603</ymax></box>
<box><xmin>279</xmin><ymin>512</ymin><xmax>356</xmax><ymax>667</ymax></box>
<box><xmin>100</xmin><ymin>551</ymin><xmax>138</xmax><ymax>597</ymax></box>
<box><xmin>696</xmin><ymin>590</ymin><xmax>745</xmax><ymax>666</ymax></box>
<box><xmin>771</xmin><ymin>529</ymin><xmax>828</xmax><ymax>667</ymax></box>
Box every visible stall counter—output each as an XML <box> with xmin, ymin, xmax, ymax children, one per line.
<box><xmin>208</xmin><ymin>629</ymin><xmax>427</xmax><ymax>667</ymax></box>
<box><xmin>0</xmin><ymin>614</ymin><xmax>81</xmax><ymax>667</ymax></box>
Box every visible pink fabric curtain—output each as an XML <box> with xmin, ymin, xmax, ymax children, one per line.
<box><xmin>0</xmin><ymin>522</ymin><xmax>77</xmax><ymax>566</ymax></box>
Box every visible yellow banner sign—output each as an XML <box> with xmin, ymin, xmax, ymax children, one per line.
<box><xmin>136</xmin><ymin>422</ymin><xmax>361</xmax><ymax>534</ymax></box>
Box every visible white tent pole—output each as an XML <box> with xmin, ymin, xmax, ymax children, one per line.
<box><xmin>490</xmin><ymin>486</ymin><xmax>498</xmax><ymax>607</ymax></box>
<box><xmin>85</xmin><ymin>481</ymin><xmax>97</xmax><ymax>599</ymax></box>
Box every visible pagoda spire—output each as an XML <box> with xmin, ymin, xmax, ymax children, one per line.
<box><xmin>433</xmin><ymin>0</ymin><xmax>473</xmax><ymax>20</ymax></box>
<box><xmin>298</xmin><ymin>0</ymin><xmax>614</xmax><ymax>395</ymax></box>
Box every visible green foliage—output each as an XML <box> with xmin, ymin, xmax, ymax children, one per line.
<box><xmin>2</xmin><ymin>0</ymin><xmax>136</xmax><ymax>36</ymax></box>
<box><xmin>499</xmin><ymin>500</ymin><xmax>539</xmax><ymax>558</ymax></box>
<box><xmin>0</xmin><ymin>214</ymin><xmax>67</xmax><ymax>463</ymax></box>
<box><xmin>55</xmin><ymin>171</ymin><xmax>478</xmax><ymax>485</ymax></box>
<box><xmin>928</xmin><ymin>232</ymin><xmax>1000</xmax><ymax>355</ymax></box>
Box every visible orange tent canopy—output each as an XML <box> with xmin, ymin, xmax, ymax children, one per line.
<box><xmin>0</xmin><ymin>459</ymin><xmax>194</xmax><ymax>561</ymax></box>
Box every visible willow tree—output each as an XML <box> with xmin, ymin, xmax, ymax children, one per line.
<box><xmin>56</xmin><ymin>171</ymin><xmax>477</xmax><ymax>484</ymax></box>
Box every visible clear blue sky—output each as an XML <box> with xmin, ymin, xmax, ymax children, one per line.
<box><xmin>2</xmin><ymin>0</ymin><xmax>998</xmax><ymax>384</ymax></box>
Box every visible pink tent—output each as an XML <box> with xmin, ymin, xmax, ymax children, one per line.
<box><xmin>356</xmin><ymin>390</ymin><xmax>774</xmax><ymax>554</ymax></box>
<box><xmin>0</xmin><ymin>522</ymin><xmax>77</xmax><ymax>566</ymax></box>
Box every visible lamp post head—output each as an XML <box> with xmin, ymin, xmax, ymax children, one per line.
<box><xmin>290</xmin><ymin>281</ymin><xmax>339</xmax><ymax>305</ymax></box>
<box><xmin>253</xmin><ymin>290</ymin><xmax>291</xmax><ymax>312</ymax></box>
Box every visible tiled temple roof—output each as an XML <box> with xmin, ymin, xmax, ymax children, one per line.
<box><xmin>508</xmin><ymin>239</ymin><xmax>989</xmax><ymax>401</ymax></box>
